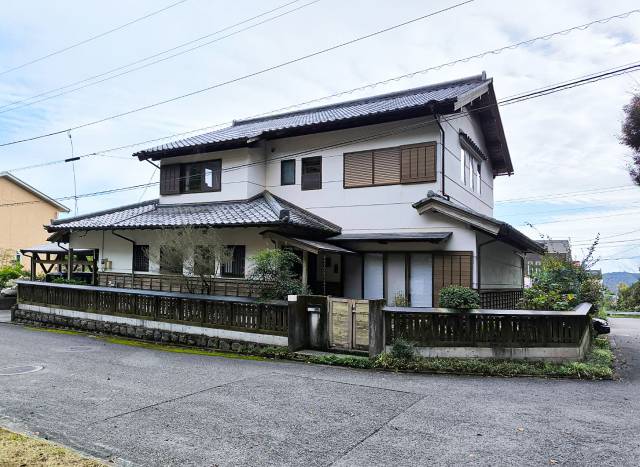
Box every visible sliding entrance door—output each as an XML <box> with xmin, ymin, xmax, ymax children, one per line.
<box><xmin>363</xmin><ymin>253</ymin><xmax>384</xmax><ymax>299</ymax></box>
<box><xmin>410</xmin><ymin>253</ymin><xmax>433</xmax><ymax>307</ymax></box>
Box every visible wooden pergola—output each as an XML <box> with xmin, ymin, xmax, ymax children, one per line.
<box><xmin>20</xmin><ymin>243</ymin><xmax>99</xmax><ymax>284</ymax></box>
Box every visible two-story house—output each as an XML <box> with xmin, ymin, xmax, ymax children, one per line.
<box><xmin>46</xmin><ymin>73</ymin><xmax>543</xmax><ymax>307</ymax></box>
<box><xmin>0</xmin><ymin>172</ymin><xmax>69</xmax><ymax>271</ymax></box>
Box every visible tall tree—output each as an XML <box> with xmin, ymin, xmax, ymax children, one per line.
<box><xmin>621</xmin><ymin>94</ymin><xmax>640</xmax><ymax>185</ymax></box>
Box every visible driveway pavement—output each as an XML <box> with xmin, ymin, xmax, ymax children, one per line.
<box><xmin>0</xmin><ymin>320</ymin><xmax>639</xmax><ymax>466</ymax></box>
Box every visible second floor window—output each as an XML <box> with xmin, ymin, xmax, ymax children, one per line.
<box><xmin>343</xmin><ymin>142</ymin><xmax>436</xmax><ymax>188</ymax></box>
<box><xmin>281</xmin><ymin>159</ymin><xmax>295</xmax><ymax>186</ymax></box>
<box><xmin>301</xmin><ymin>156</ymin><xmax>322</xmax><ymax>190</ymax></box>
<box><xmin>461</xmin><ymin>148</ymin><xmax>481</xmax><ymax>194</ymax></box>
<box><xmin>159</xmin><ymin>160</ymin><xmax>221</xmax><ymax>195</ymax></box>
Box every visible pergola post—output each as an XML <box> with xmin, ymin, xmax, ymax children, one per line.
<box><xmin>301</xmin><ymin>251</ymin><xmax>309</xmax><ymax>286</ymax></box>
<box><xmin>67</xmin><ymin>248</ymin><xmax>73</xmax><ymax>280</ymax></box>
<box><xmin>30</xmin><ymin>255</ymin><xmax>36</xmax><ymax>281</ymax></box>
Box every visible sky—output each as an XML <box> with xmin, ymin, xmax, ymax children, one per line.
<box><xmin>0</xmin><ymin>0</ymin><xmax>639</xmax><ymax>273</ymax></box>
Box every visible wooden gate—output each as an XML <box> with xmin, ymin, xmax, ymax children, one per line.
<box><xmin>328</xmin><ymin>297</ymin><xmax>369</xmax><ymax>351</ymax></box>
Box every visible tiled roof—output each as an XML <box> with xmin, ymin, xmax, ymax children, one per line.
<box><xmin>47</xmin><ymin>192</ymin><xmax>340</xmax><ymax>234</ymax></box>
<box><xmin>134</xmin><ymin>74</ymin><xmax>489</xmax><ymax>159</ymax></box>
<box><xmin>412</xmin><ymin>191</ymin><xmax>544</xmax><ymax>254</ymax></box>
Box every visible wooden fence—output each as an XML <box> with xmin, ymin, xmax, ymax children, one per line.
<box><xmin>384</xmin><ymin>304</ymin><xmax>591</xmax><ymax>348</ymax></box>
<box><xmin>98</xmin><ymin>272</ymin><xmax>265</xmax><ymax>298</ymax></box>
<box><xmin>17</xmin><ymin>281</ymin><xmax>288</xmax><ymax>336</ymax></box>
<box><xmin>478</xmin><ymin>289</ymin><xmax>523</xmax><ymax>310</ymax></box>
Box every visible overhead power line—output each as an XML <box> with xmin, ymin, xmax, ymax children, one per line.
<box><xmin>0</xmin><ymin>0</ymin><xmax>318</xmax><ymax>114</ymax></box>
<box><xmin>0</xmin><ymin>5</ymin><xmax>635</xmax><ymax>154</ymax></box>
<box><xmin>2</xmin><ymin>6</ymin><xmax>637</xmax><ymax>118</ymax></box>
<box><xmin>2</xmin><ymin>63</ymin><xmax>640</xmax><ymax>213</ymax></box>
<box><xmin>0</xmin><ymin>0</ymin><xmax>476</xmax><ymax>147</ymax></box>
<box><xmin>0</xmin><ymin>0</ymin><xmax>189</xmax><ymax>77</ymax></box>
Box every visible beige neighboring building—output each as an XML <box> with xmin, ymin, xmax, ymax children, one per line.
<box><xmin>0</xmin><ymin>172</ymin><xmax>69</xmax><ymax>270</ymax></box>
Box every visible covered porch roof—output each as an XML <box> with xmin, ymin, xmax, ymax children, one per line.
<box><xmin>412</xmin><ymin>191</ymin><xmax>544</xmax><ymax>254</ymax></box>
<box><xmin>261</xmin><ymin>231</ymin><xmax>356</xmax><ymax>255</ymax></box>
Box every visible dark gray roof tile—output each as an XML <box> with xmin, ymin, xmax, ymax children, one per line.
<box><xmin>48</xmin><ymin>192</ymin><xmax>339</xmax><ymax>234</ymax></box>
<box><xmin>134</xmin><ymin>74</ymin><xmax>488</xmax><ymax>158</ymax></box>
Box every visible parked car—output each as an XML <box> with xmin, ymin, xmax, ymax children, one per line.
<box><xmin>592</xmin><ymin>318</ymin><xmax>610</xmax><ymax>335</ymax></box>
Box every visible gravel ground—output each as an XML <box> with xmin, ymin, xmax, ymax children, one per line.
<box><xmin>0</xmin><ymin>320</ymin><xmax>638</xmax><ymax>466</ymax></box>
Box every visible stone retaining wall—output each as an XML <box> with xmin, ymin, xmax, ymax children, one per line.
<box><xmin>12</xmin><ymin>308</ymin><xmax>283</xmax><ymax>354</ymax></box>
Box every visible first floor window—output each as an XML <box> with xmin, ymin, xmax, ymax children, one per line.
<box><xmin>133</xmin><ymin>245</ymin><xmax>149</xmax><ymax>272</ymax></box>
<box><xmin>193</xmin><ymin>245</ymin><xmax>216</xmax><ymax>276</ymax></box>
<box><xmin>281</xmin><ymin>159</ymin><xmax>296</xmax><ymax>185</ymax></box>
<box><xmin>221</xmin><ymin>246</ymin><xmax>246</xmax><ymax>277</ymax></box>
<box><xmin>160</xmin><ymin>245</ymin><xmax>183</xmax><ymax>274</ymax></box>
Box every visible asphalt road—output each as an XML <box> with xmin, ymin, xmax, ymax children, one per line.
<box><xmin>0</xmin><ymin>319</ymin><xmax>639</xmax><ymax>466</ymax></box>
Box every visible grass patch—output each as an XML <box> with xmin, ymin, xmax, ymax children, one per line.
<box><xmin>21</xmin><ymin>324</ymin><xmax>613</xmax><ymax>379</ymax></box>
<box><xmin>608</xmin><ymin>313</ymin><xmax>640</xmax><ymax>319</ymax></box>
<box><xmin>25</xmin><ymin>326</ymin><xmax>85</xmax><ymax>336</ymax></box>
<box><xmin>0</xmin><ymin>427</ymin><xmax>104</xmax><ymax>466</ymax></box>
<box><xmin>101</xmin><ymin>337</ymin><xmax>269</xmax><ymax>361</ymax></box>
<box><xmin>369</xmin><ymin>337</ymin><xmax>614</xmax><ymax>379</ymax></box>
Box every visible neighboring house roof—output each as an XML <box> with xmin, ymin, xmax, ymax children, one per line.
<box><xmin>46</xmin><ymin>192</ymin><xmax>340</xmax><ymax>235</ymax></box>
<box><xmin>0</xmin><ymin>172</ymin><xmax>69</xmax><ymax>212</ymax></box>
<box><xmin>536</xmin><ymin>239</ymin><xmax>571</xmax><ymax>255</ymax></box>
<box><xmin>412</xmin><ymin>191</ymin><xmax>544</xmax><ymax>254</ymax></box>
<box><xmin>134</xmin><ymin>73</ymin><xmax>513</xmax><ymax>175</ymax></box>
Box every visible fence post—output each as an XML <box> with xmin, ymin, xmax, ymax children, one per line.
<box><xmin>287</xmin><ymin>295</ymin><xmax>307</xmax><ymax>351</ymax></box>
<box><xmin>368</xmin><ymin>299</ymin><xmax>385</xmax><ymax>358</ymax></box>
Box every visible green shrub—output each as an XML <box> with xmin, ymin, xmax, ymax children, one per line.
<box><xmin>0</xmin><ymin>262</ymin><xmax>27</xmax><ymax>288</ymax></box>
<box><xmin>438</xmin><ymin>286</ymin><xmax>480</xmax><ymax>309</ymax></box>
<box><xmin>248</xmin><ymin>249</ymin><xmax>309</xmax><ymax>300</ymax></box>
<box><xmin>51</xmin><ymin>277</ymin><xmax>88</xmax><ymax>286</ymax></box>
<box><xmin>393</xmin><ymin>291</ymin><xmax>409</xmax><ymax>307</ymax></box>
<box><xmin>617</xmin><ymin>281</ymin><xmax>640</xmax><ymax>311</ymax></box>
<box><xmin>518</xmin><ymin>256</ymin><xmax>604</xmax><ymax>311</ymax></box>
<box><xmin>390</xmin><ymin>337</ymin><xmax>416</xmax><ymax>361</ymax></box>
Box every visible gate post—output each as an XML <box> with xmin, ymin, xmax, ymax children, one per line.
<box><xmin>287</xmin><ymin>295</ymin><xmax>308</xmax><ymax>351</ymax></box>
<box><xmin>368</xmin><ymin>299</ymin><xmax>385</xmax><ymax>358</ymax></box>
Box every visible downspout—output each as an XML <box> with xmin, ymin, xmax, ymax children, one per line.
<box><xmin>432</xmin><ymin>108</ymin><xmax>449</xmax><ymax>200</ymax></box>
<box><xmin>111</xmin><ymin>230</ymin><xmax>136</xmax><ymax>282</ymax></box>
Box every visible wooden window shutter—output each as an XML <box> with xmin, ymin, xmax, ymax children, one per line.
<box><xmin>372</xmin><ymin>147</ymin><xmax>401</xmax><ymax>185</ymax></box>
<box><xmin>432</xmin><ymin>252</ymin><xmax>473</xmax><ymax>306</ymax></box>
<box><xmin>400</xmin><ymin>143</ymin><xmax>436</xmax><ymax>183</ymax></box>
<box><xmin>344</xmin><ymin>151</ymin><xmax>373</xmax><ymax>188</ymax></box>
<box><xmin>160</xmin><ymin>164</ymin><xmax>181</xmax><ymax>195</ymax></box>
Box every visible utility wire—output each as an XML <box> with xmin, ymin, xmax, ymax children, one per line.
<box><xmin>2</xmin><ymin>60</ymin><xmax>639</xmax><ymax>210</ymax></box>
<box><xmin>2</xmin><ymin>5</ymin><xmax>636</xmax><ymax>119</ymax></box>
<box><xmin>0</xmin><ymin>0</ymin><xmax>189</xmax><ymax>77</ymax></box>
<box><xmin>0</xmin><ymin>0</ymin><xmax>317</xmax><ymax>114</ymax></box>
<box><xmin>0</xmin><ymin>0</ymin><xmax>476</xmax><ymax>147</ymax></box>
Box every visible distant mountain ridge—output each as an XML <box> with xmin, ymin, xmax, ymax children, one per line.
<box><xmin>603</xmin><ymin>272</ymin><xmax>640</xmax><ymax>293</ymax></box>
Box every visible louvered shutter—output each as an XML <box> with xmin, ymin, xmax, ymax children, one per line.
<box><xmin>400</xmin><ymin>143</ymin><xmax>436</xmax><ymax>183</ymax></box>
<box><xmin>372</xmin><ymin>147</ymin><xmax>401</xmax><ymax>185</ymax></box>
<box><xmin>160</xmin><ymin>164</ymin><xmax>181</xmax><ymax>195</ymax></box>
<box><xmin>343</xmin><ymin>151</ymin><xmax>373</xmax><ymax>188</ymax></box>
<box><xmin>432</xmin><ymin>252</ymin><xmax>473</xmax><ymax>306</ymax></box>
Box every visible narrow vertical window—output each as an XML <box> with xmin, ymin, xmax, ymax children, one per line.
<box><xmin>460</xmin><ymin>148</ymin><xmax>466</xmax><ymax>183</ymax></box>
<box><xmin>281</xmin><ymin>159</ymin><xmax>296</xmax><ymax>186</ymax></box>
<box><xmin>301</xmin><ymin>156</ymin><xmax>322</xmax><ymax>190</ymax></box>
<box><xmin>475</xmin><ymin>162</ymin><xmax>482</xmax><ymax>194</ymax></box>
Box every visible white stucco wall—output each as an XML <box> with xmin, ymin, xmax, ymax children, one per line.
<box><xmin>69</xmin><ymin>227</ymin><xmax>273</xmax><ymax>275</ymax></box>
<box><xmin>478</xmin><ymin>236</ymin><xmax>524</xmax><ymax>289</ymax></box>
